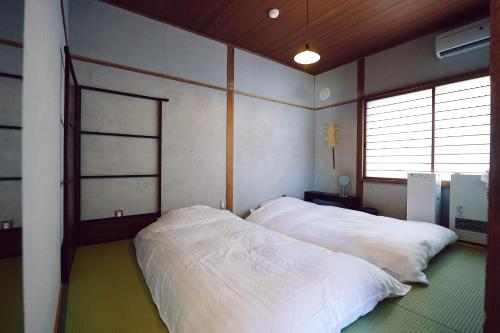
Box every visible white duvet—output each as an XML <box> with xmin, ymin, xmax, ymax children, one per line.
<box><xmin>135</xmin><ymin>206</ymin><xmax>410</xmax><ymax>333</ymax></box>
<box><xmin>247</xmin><ymin>197</ymin><xmax>458</xmax><ymax>284</ymax></box>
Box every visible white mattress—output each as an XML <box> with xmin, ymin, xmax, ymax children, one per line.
<box><xmin>247</xmin><ymin>197</ymin><xmax>458</xmax><ymax>284</ymax></box>
<box><xmin>135</xmin><ymin>206</ymin><xmax>410</xmax><ymax>333</ymax></box>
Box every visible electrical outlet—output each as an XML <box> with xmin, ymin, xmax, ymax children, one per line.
<box><xmin>220</xmin><ymin>200</ymin><xmax>226</xmax><ymax>210</ymax></box>
<box><xmin>1</xmin><ymin>220</ymin><xmax>14</xmax><ymax>230</ymax></box>
<box><xmin>114</xmin><ymin>210</ymin><xmax>123</xmax><ymax>218</ymax></box>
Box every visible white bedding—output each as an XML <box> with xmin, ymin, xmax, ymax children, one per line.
<box><xmin>135</xmin><ymin>206</ymin><xmax>410</xmax><ymax>333</ymax></box>
<box><xmin>247</xmin><ymin>197</ymin><xmax>458</xmax><ymax>284</ymax></box>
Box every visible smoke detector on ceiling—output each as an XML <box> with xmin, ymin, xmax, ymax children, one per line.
<box><xmin>269</xmin><ymin>9</ymin><xmax>280</xmax><ymax>19</ymax></box>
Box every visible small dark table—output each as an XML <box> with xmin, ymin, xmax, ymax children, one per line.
<box><xmin>304</xmin><ymin>191</ymin><xmax>360</xmax><ymax>210</ymax></box>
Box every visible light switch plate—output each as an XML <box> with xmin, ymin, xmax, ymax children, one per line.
<box><xmin>1</xmin><ymin>220</ymin><xmax>14</xmax><ymax>230</ymax></box>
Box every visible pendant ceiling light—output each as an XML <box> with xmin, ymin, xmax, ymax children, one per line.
<box><xmin>294</xmin><ymin>0</ymin><xmax>320</xmax><ymax>65</ymax></box>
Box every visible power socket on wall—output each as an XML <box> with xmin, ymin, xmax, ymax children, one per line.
<box><xmin>1</xmin><ymin>220</ymin><xmax>14</xmax><ymax>230</ymax></box>
<box><xmin>220</xmin><ymin>200</ymin><xmax>225</xmax><ymax>210</ymax></box>
<box><xmin>114</xmin><ymin>210</ymin><xmax>123</xmax><ymax>218</ymax></box>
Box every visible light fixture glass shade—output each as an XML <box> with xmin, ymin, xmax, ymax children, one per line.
<box><xmin>294</xmin><ymin>44</ymin><xmax>320</xmax><ymax>64</ymax></box>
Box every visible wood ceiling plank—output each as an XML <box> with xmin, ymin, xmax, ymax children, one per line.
<box><xmin>272</xmin><ymin>0</ymin><xmax>487</xmax><ymax>72</ymax></box>
<box><xmin>262</xmin><ymin>0</ymin><xmax>404</xmax><ymax>63</ymax></box>
<box><xmin>307</xmin><ymin>2</ymin><xmax>489</xmax><ymax>73</ymax></box>
<box><xmin>203</xmin><ymin>0</ymin><xmax>291</xmax><ymax>43</ymax></box>
<box><xmin>100</xmin><ymin>0</ymin><xmax>489</xmax><ymax>74</ymax></box>
<box><xmin>165</xmin><ymin>0</ymin><xmax>235</xmax><ymax>31</ymax></box>
<box><xmin>236</xmin><ymin>0</ymin><xmax>307</xmax><ymax>49</ymax></box>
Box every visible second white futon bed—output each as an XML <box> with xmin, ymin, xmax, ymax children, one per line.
<box><xmin>247</xmin><ymin>197</ymin><xmax>458</xmax><ymax>284</ymax></box>
<box><xmin>135</xmin><ymin>206</ymin><xmax>409</xmax><ymax>333</ymax></box>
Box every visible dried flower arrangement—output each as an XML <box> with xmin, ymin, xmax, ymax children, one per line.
<box><xmin>324</xmin><ymin>121</ymin><xmax>337</xmax><ymax>169</ymax></box>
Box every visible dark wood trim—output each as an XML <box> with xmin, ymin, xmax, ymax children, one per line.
<box><xmin>73</xmin><ymin>54</ymin><xmax>227</xmax><ymax>92</ymax></box>
<box><xmin>0</xmin><ymin>228</ymin><xmax>22</xmax><ymax>259</ymax></box>
<box><xmin>363</xmin><ymin>177</ymin><xmax>408</xmax><ymax>185</ymax></box>
<box><xmin>80</xmin><ymin>85</ymin><xmax>168</xmax><ymax>102</ymax></box>
<box><xmin>78</xmin><ymin>213</ymin><xmax>160</xmax><ymax>245</ymax></box>
<box><xmin>60</xmin><ymin>0</ymin><xmax>69</xmax><ymax>48</ymax></box>
<box><xmin>304</xmin><ymin>191</ymin><xmax>361</xmax><ymax>210</ymax></box>
<box><xmin>53</xmin><ymin>285</ymin><xmax>63</xmax><ymax>333</ymax></box>
<box><xmin>81</xmin><ymin>130</ymin><xmax>158</xmax><ymax>139</ymax></box>
<box><xmin>80</xmin><ymin>174</ymin><xmax>160</xmax><ymax>179</ymax></box>
<box><xmin>81</xmin><ymin>174</ymin><xmax>158</xmax><ymax>179</ymax></box>
<box><xmin>61</xmin><ymin>46</ymin><xmax>79</xmax><ymax>284</ymax></box>
<box><xmin>0</xmin><ymin>38</ymin><xmax>22</xmax><ymax>49</ymax></box>
<box><xmin>362</xmin><ymin>68</ymin><xmax>491</xmax><ymax>185</ymax></box>
<box><xmin>364</xmin><ymin>68</ymin><xmax>490</xmax><ymax>101</ymax></box>
<box><xmin>431</xmin><ymin>87</ymin><xmax>436</xmax><ymax>173</ymax></box>
<box><xmin>315</xmin><ymin>98</ymin><xmax>357</xmax><ymax>111</ymax></box>
<box><xmin>234</xmin><ymin>90</ymin><xmax>314</xmax><ymax>110</ymax></box>
<box><xmin>356</xmin><ymin>59</ymin><xmax>365</xmax><ymax>203</ymax></box>
<box><xmin>157</xmin><ymin>100</ymin><xmax>163</xmax><ymax>214</ymax></box>
<box><xmin>0</xmin><ymin>125</ymin><xmax>22</xmax><ymax>130</ymax></box>
<box><xmin>0</xmin><ymin>177</ymin><xmax>21</xmax><ymax>181</ymax></box>
<box><xmin>72</xmin><ymin>54</ymin><xmax>315</xmax><ymax>110</ymax></box>
<box><xmin>485</xmin><ymin>1</ymin><xmax>500</xmax><ymax>331</ymax></box>
<box><xmin>226</xmin><ymin>46</ymin><xmax>234</xmax><ymax>212</ymax></box>
<box><xmin>0</xmin><ymin>72</ymin><xmax>22</xmax><ymax>80</ymax></box>
<box><xmin>457</xmin><ymin>240</ymin><xmax>486</xmax><ymax>251</ymax></box>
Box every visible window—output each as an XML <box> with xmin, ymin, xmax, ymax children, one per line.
<box><xmin>364</xmin><ymin>74</ymin><xmax>490</xmax><ymax>182</ymax></box>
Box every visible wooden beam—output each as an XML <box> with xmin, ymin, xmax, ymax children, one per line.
<box><xmin>72</xmin><ymin>54</ymin><xmax>227</xmax><ymax>92</ymax></box>
<box><xmin>226</xmin><ymin>46</ymin><xmax>234</xmax><ymax>212</ymax></box>
<box><xmin>356</xmin><ymin>58</ymin><xmax>365</xmax><ymax>203</ymax></box>
<box><xmin>485</xmin><ymin>0</ymin><xmax>500</xmax><ymax>331</ymax></box>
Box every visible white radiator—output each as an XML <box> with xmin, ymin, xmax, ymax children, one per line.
<box><xmin>449</xmin><ymin>174</ymin><xmax>487</xmax><ymax>245</ymax></box>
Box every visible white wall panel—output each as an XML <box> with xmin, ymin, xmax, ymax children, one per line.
<box><xmin>234</xmin><ymin>95</ymin><xmax>314</xmax><ymax>216</ymax></box>
<box><xmin>235</xmin><ymin>49</ymin><xmax>314</xmax><ymax>108</ymax></box>
<box><xmin>363</xmin><ymin>183</ymin><xmax>407</xmax><ymax>220</ymax></box>
<box><xmin>0</xmin><ymin>45</ymin><xmax>23</xmax><ymax>74</ymax></box>
<box><xmin>315</xmin><ymin>62</ymin><xmax>357</xmax><ymax>107</ymax></box>
<box><xmin>0</xmin><ymin>181</ymin><xmax>22</xmax><ymax>228</ymax></box>
<box><xmin>365</xmin><ymin>32</ymin><xmax>489</xmax><ymax>95</ymax></box>
<box><xmin>69</xmin><ymin>0</ymin><xmax>227</xmax><ymax>88</ymax></box>
<box><xmin>314</xmin><ymin>103</ymin><xmax>357</xmax><ymax>194</ymax></box>
<box><xmin>0</xmin><ymin>130</ymin><xmax>21</xmax><ymax>177</ymax></box>
<box><xmin>74</xmin><ymin>60</ymin><xmax>226</xmax><ymax>213</ymax></box>
<box><xmin>0</xmin><ymin>0</ymin><xmax>24</xmax><ymax>42</ymax></box>
<box><xmin>81</xmin><ymin>89</ymin><xmax>158</xmax><ymax>135</ymax></box>
<box><xmin>81</xmin><ymin>135</ymin><xmax>157</xmax><ymax>176</ymax></box>
<box><xmin>81</xmin><ymin>178</ymin><xmax>158</xmax><ymax>220</ymax></box>
<box><xmin>0</xmin><ymin>76</ymin><xmax>22</xmax><ymax>126</ymax></box>
<box><xmin>22</xmin><ymin>0</ymin><xmax>65</xmax><ymax>330</ymax></box>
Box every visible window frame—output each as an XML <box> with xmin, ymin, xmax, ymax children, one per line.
<box><xmin>362</xmin><ymin>68</ymin><xmax>490</xmax><ymax>186</ymax></box>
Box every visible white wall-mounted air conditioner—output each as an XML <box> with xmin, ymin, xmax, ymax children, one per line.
<box><xmin>436</xmin><ymin>18</ymin><xmax>489</xmax><ymax>59</ymax></box>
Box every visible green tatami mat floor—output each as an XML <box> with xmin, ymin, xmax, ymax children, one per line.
<box><xmin>65</xmin><ymin>240</ymin><xmax>485</xmax><ymax>333</ymax></box>
<box><xmin>0</xmin><ymin>256</ymin><xmax>24</xmax><ymax>333</ymax></box>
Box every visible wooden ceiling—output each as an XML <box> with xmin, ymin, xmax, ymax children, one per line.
<box><xmin>102</xmin><ymin>0</ymin><xmax>489</xmax><ymax>75</ymax></box>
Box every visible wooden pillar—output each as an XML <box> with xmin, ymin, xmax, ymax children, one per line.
<box><xmin>226</xmin><ymin>46</ymin><xmax>234</xmax><ymax>212</ymax></box>
<box><xmin>485</xmin><ymin>0</ymin><xmax>500</xmax><ymax>331</ymax></box>
<box><xmin>356</xmin><ymin>58</ymin><xmax>365</xmax><ymax>204</ymax></box>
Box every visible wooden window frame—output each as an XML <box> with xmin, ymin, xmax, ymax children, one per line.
<box><xmin>362</xmin><ymin>68</ymin><xmax>490</xmax><ymax>187</ymax></box>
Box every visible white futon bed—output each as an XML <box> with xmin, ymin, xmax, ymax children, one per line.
<box><xmin>247</xmin><ymin>197</ymin><xmax>458</xmax><ymax>284</ymax></box>
<box><xmin>135</xmin><ymin>206</ymin><xmax>410</xmax><ymax>333</ymax></box>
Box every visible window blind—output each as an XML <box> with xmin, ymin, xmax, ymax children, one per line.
<box><xmin>434</xmin><ymin>76</ymin><xmax>491</xmax><ymax>180</ymax></box>
<box><xmin>365</xmin><ymin>89</ymin><xmax>433</xmax><ymax>179</ymax></box>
